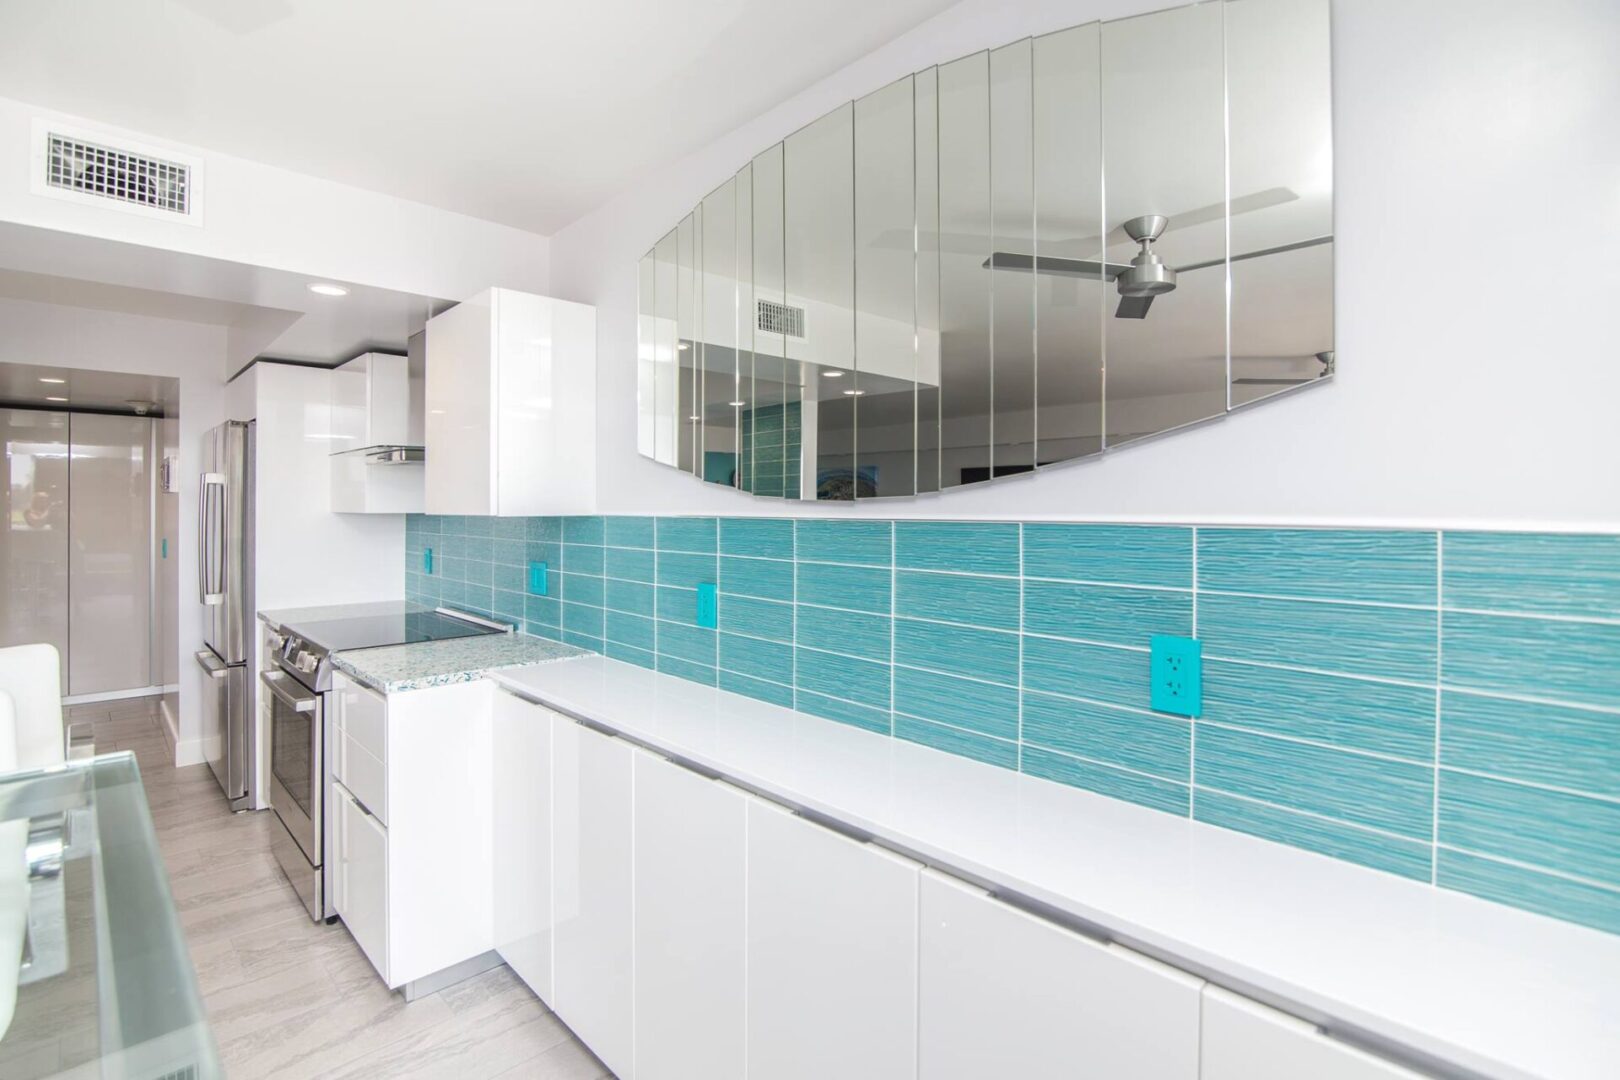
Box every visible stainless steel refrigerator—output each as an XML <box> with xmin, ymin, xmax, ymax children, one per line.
<box><xmin>196</xmin><ymin>419</ymin><xmax>256</xmax><ymax>811</ymax></box>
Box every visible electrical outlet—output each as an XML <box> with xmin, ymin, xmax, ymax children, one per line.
<box><xmin>423</xmin><ymin>547</ymin><xmax>434</xmax><ymax>575</ymax></box>
<box><xmin>1150</xmin><ymin>634</ymin><xmax>1202</xmax><ymax>717</ymax></box>
<box><xmin>696</xmin><ymin>582</ymin><xmax>718</xmax><ymax>629</ymax></box>
<box><xmin>528</xmin><ymin>561</ymin><xmax>549</xmax><ymax>596</ymax></box>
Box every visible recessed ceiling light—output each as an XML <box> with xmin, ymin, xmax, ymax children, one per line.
<box><xmin>728</xmin><ymin>400</ymin><xmax>746</xmax><ymax>407</ymax></box>
<box><xmin>308</xmin><ymin>283</ymin><xmax>349</xmax><ymax>297</ymax></box>
<box><xmin>687</xmin><ymin>414</ymin><xmax>701</xmax><ymax>421</ymax></box>
<box><xmin>45</xmin><ymin>396</ymin><xmax>69</xmax><ymax>402</ymax></box>
<box><xmin>677</xmin><ymin>342</ymin><xmax>690</xmax><ymax>351</ymax></box>
<box><xmin>822</xmin><ymin>369</ymin><xmax>843</xmax><ymax>378</ymax></box>
<box><xmin>842</xmin><ymin>388</ymin><xmax>865</xmax><ymax>396</ymax></box>
<box><xmin>39</xmin><ymin>377</ymin><xmax>66</xmax><ymax>385</ymax></box>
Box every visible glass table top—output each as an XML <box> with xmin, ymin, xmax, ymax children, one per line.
<box><xmin>0</xmin><ymin>752</ymin><xmax>220</xmax><ymax>1079</ymax></box>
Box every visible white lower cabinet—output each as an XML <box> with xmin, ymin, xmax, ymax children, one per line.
<box><xmin>492</xmin><ymin>690</ymin><xmax>555</xmax><ymax>1005</ymax></box>
<box><xmin>553</xmin><ymin>719</ymin><xmax>635</xmax><ymax>1079</ymax></box>
<box><xmin>333</xmin><ymin>781</ymin><xmax>389</xmax><ymax>981</ymax></box>
<box><xmin>1200</xmin><ymin>987</ymin><xmax>1427</xmax><ymax>1080</ymax></box>
<box><xmin>746</xmin><ymin>799</ymin><xmax>920</xmax><ymax>1080</ymax></box>
<box><xmin>919</xmin><ymin>870</ymin><xmax>1202</xmax><ymax>1079</ymax></box>
<box><xmin>632</xmin><ymin>754</ymin><xmax>747</xmax><ymax>1080</ymax></box>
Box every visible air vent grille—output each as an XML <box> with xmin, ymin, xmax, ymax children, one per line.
<box><xmin>756</xmin><ymin>298</ymin><xmax>806</xmax><ymax>339</ymax></box>
<box><xmin>47</xmin><ymin>133</ymin><xmax>190</xmax><ymax>215</ymax></box>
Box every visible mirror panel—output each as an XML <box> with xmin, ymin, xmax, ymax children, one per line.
<box><xmin>637</xmin><ymin>249</ymin><xmax>657</xmax><ymax>461</ymax></box>
<box><xmin>990</xmin><ymin>38</ymin><xmax>1036</xmax><ymax>479</ymax></box>
<box><xmin>746</xmin><ymin>143</ymin><xmax>801</xmax><ymax>499</ymax></box>
<box><xmin>653</xmin><ymin>229</ymin><xmax>679</xmax><ymax>467</ymax></box>
<box><xmin>734</xmin><ymin>163</ymin><xmax>756</xmax><ymax>491</ymax></box>
<box><xmin>914</xmin><ymin>65</ymin><xmax>942</xmax><ymax>494</ymax></box>
<box><xmin>676</xmin><ymin>212</ymin><xmax>698</xmax><ymax>475</ymax></box>
<box><xmin>701</xmin><ymin>179</ymin><xmax>740</xmax><ymax>486</ymax></box>
<box><xmin>1227</xmin><ymin>0</ymin><xmax>1334</xmax><ymax>406</ymax></box>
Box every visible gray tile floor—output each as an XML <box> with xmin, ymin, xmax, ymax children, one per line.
<box><xmin>67</xmin><ymin>695</ymin><xmax>610</xmax><ymax>1080</ymax></box>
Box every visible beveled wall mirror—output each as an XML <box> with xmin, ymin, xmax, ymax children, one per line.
<box><xmin>637</xmin><ymin>0</ymin><xmax>1333</xmax><ymax>500</ymax></box>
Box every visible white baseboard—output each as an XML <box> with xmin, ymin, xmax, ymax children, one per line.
<box><xmin>172</xmin><ymin>735</ymin><xmax>206</xmax><ymax>768</ymax></box>
<box><xmin>157</xmin><ymin>697</ymin><xmax>206</xmax><ymax>766</ymax></box>
<box><xmin>62</xmin><ymin>686</ymin><xmax>166</xmax><ymax>706</ymax></box>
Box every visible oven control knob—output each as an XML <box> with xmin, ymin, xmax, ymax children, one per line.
<box><xmin>296</xmin><ymin>650</ymin><xmax>317</xmax><ymax>673</ymax></box>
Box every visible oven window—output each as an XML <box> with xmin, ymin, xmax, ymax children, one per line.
<box><xmin>271</xmin><ymin>694</ymin><xmax>313</xmax><ymax>818</ymax></box>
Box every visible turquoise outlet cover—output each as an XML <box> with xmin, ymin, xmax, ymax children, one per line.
<box><xmin>1150</xmin><ymin>635</ymin><xmax>1202</xmax><ymax>717</ymax></box>
<box><xmin>423</xmin><ymin>547</ymin><xmax>434</xmax><ymax>574</ymax></box>
<box><xmin>161</xmin><ymin>537</ymin><xmax>168</xmax><ymax>559</ymax></box>
<box><xmin>528</xmin><ymin>561</ymin><xmax>549</xmax><ymax>596</ymax></box>
<box><xmin>696</xmin><ymin>582</ymin><xmax>718</xmax><ymax>629</ymax></box>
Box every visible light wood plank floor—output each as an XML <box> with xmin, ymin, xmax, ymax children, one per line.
<box><xmin>66</xmin><ymin>695</ymin><xmax>611</xmax><ymax>1080</ymax></box>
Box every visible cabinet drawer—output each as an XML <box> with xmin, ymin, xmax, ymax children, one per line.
<box><xmin>335</xmin><ymin>731</ymin><xmax>388</xmax><ymax>826</ymax></box>
<box><xmin>1201</xmin><ymin>987</ymin><xmax>1426</xmax><ymax>1080</ymax></box>
<box><xmin>334</xmin><ymin>782</ymin><xmax>389</xmax><ymax>984</ymax></box>
<box><xmin>337</xmin><ymin>677</ymin><xmax>387</xmax><ymax>761</ymax></box>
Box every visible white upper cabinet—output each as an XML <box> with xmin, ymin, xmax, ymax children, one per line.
<box><xmin>919</xmin><ymin>869</ymin><xmax>1202</xmax><ymax>1080</ymax></box>
<box><xmin>424</xmin><ymin>288</ymin><xmax>596</xmax><ymax>516</ymax></box>
<box><xmin>329</xmin><ymin>345</ymin><xmax>426</xmax><ymax>513</ymax></box>
<box><xmin>1200</xmin><ymin>988</ymin><xmax>1428</xmax><ymax>1080</ymax></box>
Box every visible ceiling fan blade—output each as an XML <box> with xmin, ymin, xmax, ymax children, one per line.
<box><xmin>1176</xmin><ymin>234</ymin><xmax>1334</xmax><ymax>274</ymax></box>
<box><xmin>1115</xmin><ymin>294</ymin><xmax>1154</xmax><ymax>319</ymax></box>
<box><xmin>983</xmin><ymin>252</ymin><xmax>1129</xmax><ymax>279</ymax></box>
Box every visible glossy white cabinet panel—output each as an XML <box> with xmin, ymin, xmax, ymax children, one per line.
<box><xmin>334</xmin><ymin>730</ymin><xmax>387</xmax><ymax>826</ymax></box>
<box><xmin>492</xmin><ymin>689</ymin><xmax>555</xmax><ymax>1005</ymax></box>
<box><xmin>746</xmin><ymin>798</ymin><xmax>920</xmax><ymax>1080</ymax></box>
<box><xmin>424</xmin><ymin>288</ymin><xmax>596</xmax><ymax>516</ymax></box>
<box><xmin>329</xmin><ymin>351</ymin><xmax>418</xmax><ymax>449</ymax></box>
<box><xmin>918</xmin><ymin>870</ymin><xmax>1201</xmax><ymax>1080</ymax></box>
<box><xmin>335</xmin><ymin>674</ymin><xmax>387</xmax><ymax>760</ymax></box>
<box><xmin>329</xmin><ymin>449</ymin><xmax>423</xmax><ymax>514</ymax></box>
<box><xmin>633</xmin><ymin>753</ymin><xmax>747</xmax><ymax>1080</ymax></box>
<box><xmin>1201</xmin><ymin>988</ymin><xmax>1426</xmax><ymax>1080</ymax></box>
<box><xmin>553</xmin><ymin>718</ymin><xmax>635</xmax><ymax>1078</ymax></box>
<box><xmin>334</xmin><ymin>780</ymin><xmax>389</xmax><ymax>983</ymax></box>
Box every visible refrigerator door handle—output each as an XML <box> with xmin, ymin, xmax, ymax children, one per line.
<box><xmin>195</xmin><ymin>649</ymin><xmax>228</xmax><ymax>678</ymax></box>
<box><xmin>200</xmin><ymin>471</ymin><xmax>227</xmax><ymax>605</ymax></box>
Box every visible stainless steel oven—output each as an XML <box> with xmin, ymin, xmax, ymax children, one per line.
<box><xmin>262</xmin><ymin>665</ymin><xmax>323</xmax><ymax>919</ymax></box>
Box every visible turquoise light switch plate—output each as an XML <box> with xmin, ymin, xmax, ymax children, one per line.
<box><xmin>697</xmin><ymin>582</ymin><xmax>718</xmax><ymax>628</ymax></box>
<box><xmin>528</xmin><ymin>561</ymin><xmax>549</xmax><ymax>595</ymax></box>
<box><xmin>423</xmin><ymin>548</ymin><xmax>433</xmax><ymax>574</ymax></box>
<box><xmin>1150</xmin><ymin>634</ymin><xmax>1202</xmax><ymax>717</ymax></box>
<box><xmin>161</xmin><ymin>537</ymin><xmax>168</xmax><ymax>559</ymax></box>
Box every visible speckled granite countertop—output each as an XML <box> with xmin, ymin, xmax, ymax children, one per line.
<box><xmin>330</xmin><ymin>633</ymin><xmax>591</xmax><ymax>693</ymax></box>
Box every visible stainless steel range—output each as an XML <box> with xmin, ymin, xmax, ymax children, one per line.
<box><xmin>260</xmin><ymin>603</ymin><xmax>507</xmax><ymax>921</ymax></box>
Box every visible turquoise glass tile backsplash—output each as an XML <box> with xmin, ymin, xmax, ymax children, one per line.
<box><xmin>407</xmin><ymin>517</ymin><xmax>1620</xmax><ymax>937</ymax></box>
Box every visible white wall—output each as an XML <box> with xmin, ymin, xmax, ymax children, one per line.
<box><xmin>0</xmin><ymin>296</ymin><xmax>225</xmax><ymax>758</ymax></box>
<box><xmin>549</xmin><ymin>0</ymin><xmax>1620</xmax><ymax>531</ymax></box>
<box><xmin>0</xmin><ymin>95</ymin><xmax>550</xmax><ymax>304</ymax></box>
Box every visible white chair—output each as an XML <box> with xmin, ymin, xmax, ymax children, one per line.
<box><xmin>0</xmin><ymin>644</ymin><xmax>66</xmax><ymax>771</ymax></box>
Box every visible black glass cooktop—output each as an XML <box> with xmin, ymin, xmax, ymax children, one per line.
<box><xmin>282</xmin><ymin>608</ymin><xmax>500</xmax><ymax>653</ymax></box>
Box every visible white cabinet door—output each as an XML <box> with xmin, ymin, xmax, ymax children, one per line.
<box><xmin>919</xmin><ymin>870</ymin><xmax>1201</xmax><ymax>1079</ymax></box>
<box><xmin>633</xmin><ymin>753</ymin><xmax>746</xmax><ymax>1080</ymax></box>
<box><xmin>425</xmin><ymin>291</ymin><xmax>496</xmax><ymax>515</ymax></box>
<box><xmin>334</xmin><ymin>781</ymin><xmax>389</xmax><ymax>984</ymax></box>
<box><xmin>553</xmin><ymin>719</ymin><xmax>635</xmax><ymax>1079</ymax></box>
<box><xmin>1201</xmin><ymin>988</ymin><xmax>1427</xmax><ymax>1080</ymax></box>
<box><xmin>492</xmin><ymin>691</ymin><xmax>555</xmax><ymax>1005</ymax></box>
<box><xmin>746</xmin><ymin>799</ymin><xmax>920</xmax><ymax>1080</ymax></box>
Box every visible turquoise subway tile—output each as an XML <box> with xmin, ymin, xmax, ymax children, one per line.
<box><xmin>605</xmin><ymin>610</ymin><xmax>655</xmax><ymax>652</ymax></box>
<box><xmin>463</xmin><ymin>536</ymin><xmax>493</xmax><ymax>562</ymax></box>
<box><xmin>1443</xmin><ymin>611</ymin><xmax>1620</xmax><ymax>710</ymax></box>
<box><xmin>721</xmin><ymin>517</ymin><xmax>795</xmax><ymax>559</ymax></box>
<box><xmin>795</xmin><ymin>647</ymin><xmax>890</xmax><ymax>709</ymax></box>
<box><xmin>656</xmin><ymin>585</ymin><xmax>700</xmax><ymax>626</ymax></box>
<box><xmin>562</xmin><ymin>516</ymin><xmax>604</xmax><ymax>544</ymax></box>
<box><xmin>718</xmin><ymin>595</ymin><xmax>794</xmax><ymax>642</ymax></box>
<box><xmin>491</xmin><ymin>538</ymin><xmax>526</xmax><ymax>567</ymax></box>
<box><xmin>893</xmin><ymin>619</ymin><xmax>1018</xmax><ymax>686</ymax></box>
<box><xmin>439</xmin><ymin>556</ymin><xmax>465</xmax><ymax>583</ymax></box>
<box><xmin>1022</xmin><ymin>524</ymin><xmax>1192</xmax><ymax>588</ymax></box>
<box><xmin>1441</xmin><ymin>691</ymin><xmax>1620</xmax><ymax>797</ymax></box>
<box><xmin>526</xmin><ymin>540</ymin><xmax>560</xmax><ymax>567</ymax></box>
<box><xmin>1203</xmin><ymin>661</ymin><xmax>1436</xmax><ymax>762</ymax></box>
<box><xmin>492</xmin><ymin>589</ymin><xmax>526</xmax><ymax>625</ymax></box>
<box><xmin>797</xmin><ymin>603</ymin><xmax>890</xmax><ymax>659</ymax></box>
<box><xmin>605</xmin><ymin>578</ymin><xmax>655</xmax><ymax>616</ymax></box>
<box><xmin>562</xmin><ymin>631</ymin><xmax>603</xmax><ymax>652</ymax></box>
<box><xmin>657</xmin><ymin>551</ymin><xmax>718</xmax><ymax>590</ymax></box>
<box><xmin>562</xmin><ymin>601</ymin><xmax>603</xmax><ymax>638</ymax></box>
<box><xmin>893</xmin><ymin>667</ymin><xmax>1017</xmax><ymax>741</ymax></box>
<box><xmin>1437</xmin><ymin>849</ymin><xmax>1620</xmax><ymax>936</ymax></box>
<box><xmin>1199</xmin><ymin>594</ymin><xmax>1437</xmax><ymax>683</ymax></box>
<box><xmin>1022</xmin><ymin>746</ymin><xmax>1190</xmax><ymax>814</ymax></box>
<box><xmin>406</xmin><ymin>513</ymin><xmax>439</xmax><ymax>536</ymax></box>
<box><xmin>524</xmin><ymin>594</ymin><xmax>560</xmax><ymax>627</ymax></box>
<box><xmin>527</xmin><ymin>517</ymin><xmax>562</xmax><ymax>543</ymax></box>
<box><xmin>1439</xmin><ymin>770</ymin><xmax>1620</xmax><ymax>886</ymax></box>
<box><xmin>438</xmin><ymin>533</ymin><xmax>466</xmax><ymax>560</ymax></box>
<box><xmin>1196</xmin><ymin>725</ymin><xmax>1434</xmax><ymax>839</ymax></box>
<box><xmin>895</xmin><ymin>570</ymin><xmax>1018</xmax><ymax>631</ymax></box>
<box><xmin>439</xmin><ymin>516</ymin><xmax>468</xmax><ymax>536</ymax></box>
<box><xmin>795</xmin><ymin>519</ymin><xmax>891</xmax><ymax>566</ymax></box>
<box><xmin>797</xmin><ymin>561</ymin><xmax>891</xmax><ymax>614</ymax></box>
<box><xmin>605</xmin><ymin>516</ymin><xmax>656</xmax><ymax>548</ymax></box>
<box><xmin>559</xmin><ymin>573</ymin><xmax>604</xmax><ymax>609</ymax></box>
<box><xmin>1195</xmin><ymin>790</ymin><xmax>1432</xmax><ymax>881</ymax></box>
<box><xmin>720</xmin><ymin>669</ymin><xmax>795</xmax><ymax>709</ymax></box>
<box><xmin>1023</xmin><ymin>580</ymin><xmax>1191</xmax><ymax>647</ymax></box>
<box><xmin>462</xmin><ymin>587</ymin><xmax>493</xmax><ymax>617</ymax></box>
<box><xmin>464</xmin><ymin>517</ymin><xmax>494</xmax><ymax>538</ymax></box>
<box><xmin>720</xmin><ymin>555</ymin><xmax>793</xmax><ymax>601</ymax></box>
<box><xmin>438</xmin><ymin>579</ymin><xmax>465</xmax><ymax>608</ymax></box>
<box><xmin>896</xmin><ymin>716</ymin><xmax>1018</xmax><ymax>768</ymax></box>
<box><xmin>464</xmin><ymin>560</ymin><xmax>492</xmax><ymax>587</ymax></box>
<box><xmin>658</xmin><ymin>654</ymin><xmax>716</xmax><ymax>685</ymax></box>
<box><xmin>1022</xmin><ymin>692</ymin><xmax>1190</xmax><ymax>783</ymax></box>
<box><xmin>489</xmin><ymin>517</ymin><xmax>526</xmax><ymax>540</ymax></box>
<box><xmin>525</xmin><ymin>621</ymin><xmax>561</xmax><ymax>642</ymax></box>
<box><xmin>658</xmin><ymin>620</ymin><xmax>717</xmax><ymax>666</ymax></box>
<box><xmin>797</xmin><ymin>690</ymin><xmax>889</xmax><ymax>735</ymax></box>
<box><xmin>1443</xmin><ymin>532</ymin><xmax>1620</xmax><ymax>619</ymax></box>
<box><xmin>1198</xmin><ymin>529</ymin><xmax>1436</xmax><ymax>605</ymax></box>
<box><xmin>1022</xmin><ymin>636</ymin><xmax>1147</xmax><ymax>710</ymax></box>
<box><xmin>605</xmin><ymin>546</ymin><xmax>655</xmax><ymax>583</ymax></box>
<box><xmin>562</xmin><ymin>543</ymin><xmax>605</xmax><ymax>576</ymax></box>
<box><xmin>719</xmin><ymin>633</ymin><xmax>793</xmax><ymax>684</ymax></box>
<box><xmin>606</xmin><ymin>641</ymin><xmax>656</xmax><ymax>670</ymax></box>
<box><xmin>895</xmin><ymin>521</ymin><xmax>1019</xmax><ymax>575</ymax></box>
<box><xmin>657</xmin><ymin>517</ymin><xmax>718</xmax><ymax>553</ymax></box>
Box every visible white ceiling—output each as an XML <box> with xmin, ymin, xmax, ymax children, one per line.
<box><xmin>0</xmin><ymin>0</ymin><xmax>961</xmax><ymax>235</ymax></box>
<box><xmin>0</xmin><ymin>360</ymin><xmax>180</xmax><ymax>414</ymax></box>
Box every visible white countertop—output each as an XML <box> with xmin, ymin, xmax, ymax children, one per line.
<box><xmin>493</xmin><ymin>655</ymin><xmax>1620</xmax><ymax>1080</ymax></box>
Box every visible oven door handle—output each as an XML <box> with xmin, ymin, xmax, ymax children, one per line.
<box><xmin>260</xmin><ymin>670</ymin><xmax>318</xmax><ymax>713</ymax></box>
